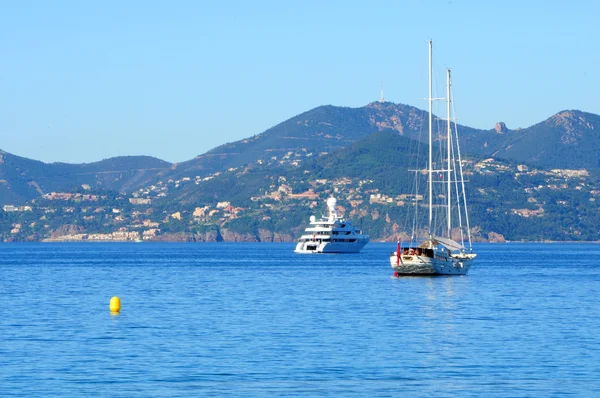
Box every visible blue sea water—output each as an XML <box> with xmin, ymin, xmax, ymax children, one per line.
<box><xmin>1</xmin><ymin>242</ymin><xmax>599</xmax><ymax>397</ymax></box>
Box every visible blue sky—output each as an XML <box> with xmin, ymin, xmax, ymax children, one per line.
<box><xmin>1</xmin><ymin>0</ymin><xmax>598</xmax><ymax>164</ymax></box>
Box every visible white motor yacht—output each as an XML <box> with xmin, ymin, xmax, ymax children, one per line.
<box><xmin>295</xmin><ymin>197</ymin><xmax>369</xmax><ymax>254</ymax></box>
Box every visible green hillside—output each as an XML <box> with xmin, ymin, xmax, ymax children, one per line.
<box><xmin>146</xmin><ymin>130</ymin><xmax>600</xmax><ymax>242</ymax></box>
<box><xmin>156</xmin><ymin>102</ymin><xmax>467</xmax><ymax>182</ymax></box>
<box><xmin>3</xmin><ymin>103</ymin><xmax>600</xmax><ymax>244</ymax></box>
<box><xmin>0</xmin><ymin>151</ymin><xmax>171</xmax><ymax>205</ymax></box>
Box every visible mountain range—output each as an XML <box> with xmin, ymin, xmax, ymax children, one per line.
<box><xmin>2</xmin><ymin>102</ymin><xmax>599</xmax><ymax>207</ymax></box>
<box><xmin>2</xmin><ymin>101</ymin><xmax>600</xmax><ymax>242</ymax></box>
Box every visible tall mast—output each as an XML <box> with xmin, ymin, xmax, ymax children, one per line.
<box><xmin>428</xmin><ymin>40</ymin><xmax>433</xmax><ymax>235</ymax></box>
<box><xmin>446</xmin><ymin>68</ymin><xmax>452</xmax><ymax>237</ymax></box>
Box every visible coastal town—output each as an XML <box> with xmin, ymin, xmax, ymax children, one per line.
<box><xmin>2</xmin><ymin>155</ymin><xmax>597</xmax><ymax>242</ymax></box>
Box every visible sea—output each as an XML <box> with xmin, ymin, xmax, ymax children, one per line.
<box><xmin>1</xmin><ymin>242</ymin><xmax>599</xmax><ymax>397</ymax></box>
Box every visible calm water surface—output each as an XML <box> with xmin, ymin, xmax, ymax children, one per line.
<box><xmin>1</xmin><ymin>242</ymin><xmax>599</xmax><ymax>397</ymax></box>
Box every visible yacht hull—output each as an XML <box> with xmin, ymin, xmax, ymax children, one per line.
<box><xmin>295</xmin><ymin>239</ymin><xmax>368</xmax><ymax>254</ymax></box>
<box><xmin>389</xmin><ymin>253</ymin><xmax>475</xmax><ymax>275</ymax></box>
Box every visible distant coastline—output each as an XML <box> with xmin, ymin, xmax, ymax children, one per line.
<box><xmin>25</xmin><ymin>234</ymin><xmax>600</xmax><ymax>244</ymax></box>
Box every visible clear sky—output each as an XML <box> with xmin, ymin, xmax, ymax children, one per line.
<box><xmin>1</xmin><ymin>0</ymin><xmax>599</xmax><ymax>164</ymax></box>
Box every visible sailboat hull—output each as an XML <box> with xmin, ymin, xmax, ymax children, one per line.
<box><xmin>390</xmin><ymin>253</ymin><xmax>475</xmax><ymax>275</ymax></box>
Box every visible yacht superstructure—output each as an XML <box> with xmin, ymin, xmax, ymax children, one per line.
<box><xmin>295</xmin><ymin>197</ymin><xmax>369</xmax><ymax>254</ymax></box>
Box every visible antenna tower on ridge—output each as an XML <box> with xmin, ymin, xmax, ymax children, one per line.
<box><xmin>379</xmin><ymin>82</ymin><xmax>385</xmax><ymax>103</ymax></box>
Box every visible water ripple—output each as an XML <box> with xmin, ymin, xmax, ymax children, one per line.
<box><xmin>1</xmin><ymin>242</ymin><xmax>599</xmax><ymax>396</ymax></box>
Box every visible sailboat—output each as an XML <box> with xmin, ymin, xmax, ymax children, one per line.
<box><xmin>390</xmin><ymin>40</ymin><xmax>476</xmax><ymax>276</ymax></box>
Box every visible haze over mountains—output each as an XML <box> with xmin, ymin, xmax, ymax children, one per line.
<box><xmin>2</xmin><ymin>101</ymin><xmax>599</xmax><ymax>207</ymax></box>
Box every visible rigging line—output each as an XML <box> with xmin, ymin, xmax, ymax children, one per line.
<box><xmin>450</xmin><ymin>122</ymin><xmax>466</xmax><ymax>247</ymax></box>
<box><xmin>411</xmin><ymin>163</ymin><xmax>421</xmax><ymax>245</ymax></box>
<box><xmin>430</xmin><ymin>59</ymin><xmax>451</xmax><ymax>239</ymax></box>
<box><xmin>431</xmin><ymin>116</ymin><xmax>447</xmax><ymax>238</ymax></box>
<box><xmin>450</xmin><ymin>88</ymin><xmax>473</xmax><ymax>251</ymax></box>
<box><xmin>428</xmin><ymin>40</ymin><xmax>433</xmax><ymax>236</ymax></box>
<box><xmin>408</xmin><ymin>107</ymin><xmax>427</xmax><ymax>246</ymax></box>
<box><xmin>410</xmin><ymin>138</ymin><xmax>422</xmax><ymax>245</ymax></box>
<box><xmin>405</xmin><ymin>116</ymin><xmax>414</xmax><ymax>242</ymax></box>
<box><xmin>446</xmin><ymin>68</ymin><xmax>452</xmax><ymax>238</ymax></box>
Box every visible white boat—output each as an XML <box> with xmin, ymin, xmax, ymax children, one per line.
<box><xmin>390</xmin><ymin>40</ymin><xmax>476</xmax><ymax>275</ymax></box>
<box><xmin>295</xmin><ymin>197</ymin><xmax>369</xmax><ymax>253</ymax></box>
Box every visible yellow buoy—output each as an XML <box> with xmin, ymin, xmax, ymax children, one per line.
<box><xmin>110</xmin><ymin>296</ymin><xmax>121</xmax><ymax>313</ymax></box>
